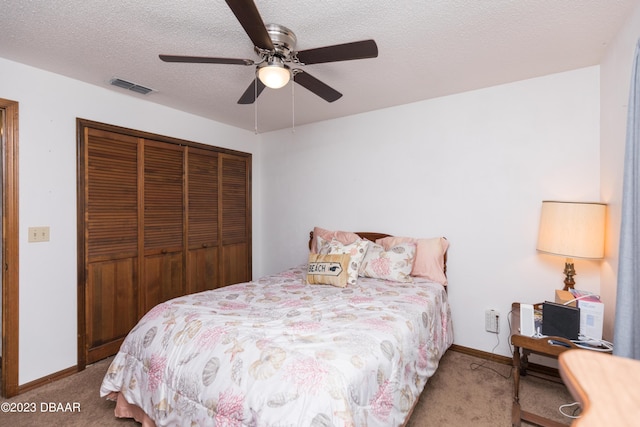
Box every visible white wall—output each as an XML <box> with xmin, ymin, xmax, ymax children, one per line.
<box><xmin>0</xmin><ymin>58</ymin><xmax>262</xmax><ymax>385</ymax></box>
<box><xmin>599</xmin><ymin>1</ymin><xmax>640</xmax><ymax>341</ymax></box>
<box><xmin>260</xmin><ymin>67</ymin><xmax>601</xmax><ymax>357</ymax></box>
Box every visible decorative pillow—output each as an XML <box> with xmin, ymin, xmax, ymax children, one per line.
<box><xmin>307</xmin><ymin>253</ymin><xmax>351</xmax><ymax>288</ymax></box>
<box><xmin>376</xmin><ymin>236</ymin><xmax>449</xmax><ymax>285</ymax></box>
<box><xmin>310</xmin><ymin>226</ymin><xmax>361</xmax><ymax>253</ymax></box>
<box><xmin>358</xmin><ymin>243</ymin><xmax>416</xmax><ymax>282</ymax></box>
<box><xmin>317</xmin><ymin>237</ymin><xmax>369</xmax><ymax>286</ymax></box>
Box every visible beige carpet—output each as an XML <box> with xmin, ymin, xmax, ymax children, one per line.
<box><xmin>1</xmin><ymin>350</ymin><xmax>576</xmax><ymax>426</ymax></box>
<box><xmin>408</xmin><ymin>351</ymin><xmax>576</xmax><ymax>426</ymax></box>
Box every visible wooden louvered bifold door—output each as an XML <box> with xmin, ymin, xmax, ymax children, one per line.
<box><xmin>220</xmin><ymin>153</ymin><xmax>251</xmax><ymax>286</ymax></box>
<box><xmin>187</xmin><ymin>147</ymin><xmax>219</xmax><ymax>293</ymax></box>
<box><xmin>79</xmin><ymin>119</ymin><xmax>251</xmax><ymax>367</ymax></box>
<box><xmin>84</xmin><ymin>128</ymin><xmax>139</xmax><ymax>363</ymax></box>
<box><xmin>142</xmin><ymin>140</ymin><xmax>185</xmax><ymax>313</ymax></box>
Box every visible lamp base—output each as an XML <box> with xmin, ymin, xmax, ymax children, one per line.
<box><xmin>563</xmin><ymin>258</ymin><xmax>576</xmax><ymax>291</ymax></box>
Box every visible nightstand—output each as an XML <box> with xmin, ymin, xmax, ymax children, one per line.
<box><xmin>510</xmin><ymin>302</ymin><xmax>578</xmax><ymax>427</ymax></box>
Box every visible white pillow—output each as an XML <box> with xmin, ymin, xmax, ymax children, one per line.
<box><xmin>318</xmin><ymin>237</ymin><xmax>368</xmax><ymax>286</ymax></box>
<box><xmin>359</xmin><ymin>243</ymin><xmax>415</xmax><ymax>282</ymax></box>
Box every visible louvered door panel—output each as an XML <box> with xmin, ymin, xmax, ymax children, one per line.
<box><xmin>220</xmin><ymin>153</ymin><xmax>251</xmax><ymax>286</ymax></box>
<box><xmin>144</xmin><ymin>141</ymin><xmax>184</xmax><ymax>252</ymax></box>
<box><xmin>188</xmin><ymin>148</ymin><xmax>218</xmax><ymax>247</ymax></box>
<box><xmin>187</xmin><ymin>147</ymin><xmax>219</xmax><ymax>293</ymax></box>
<box><xmin>143</xmin><ymin>140</ymin><xmax>185</xmax><ymax>311</ymax></box>
<box><xmin>84</xmin><ymin>128</ymin><xmax>139</xmax><ymax>363</ymax></box>
<box><xmin>220</xmin><ymin>154</ymin><xmax>249</xmax><ymax>244</ymax></box>
<box><xmin>86</xmin><ymin>129</ymin><xmax>138</xmax><ymax>260</ymax></box>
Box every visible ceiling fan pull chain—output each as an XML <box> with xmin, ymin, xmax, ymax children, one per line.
<box><xmin>254</xmin><ymin>75</ymin><xmax>259</xmax><ymax>134</ymax></box>
<box><xmin>291</xmin><ymin>78</ymin><xmax>295</xmax><ymax>133</ymax></box>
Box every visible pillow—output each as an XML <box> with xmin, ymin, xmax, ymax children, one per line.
<box><xmin>317</xmin><ymin>237</ymin><xmax>369</xmax><ymax>286</ymax></box>
<box><xmin>307</xmin><ymin>253</ymin><xmax>351</xmax><ymax>288</ymax></box>
<box><xmin>358</xmin><ymin>242</ymin><xmax>415</xmax><ymax>282</ymax></box>
<box><xmin>310</xmin><ymin>226</ymin><xmax>361</xmax><ymax>253</ymax></box>
<box><xmin>376</xmin><ymin>236</ymin><xmax>449</xmax><ymax>285</ymax></box>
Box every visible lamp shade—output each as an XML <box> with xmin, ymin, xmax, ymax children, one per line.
<box><xmin>536</xmin><ymin>201</ymin><xmax>606</xmax><ymax>259</ymax></box>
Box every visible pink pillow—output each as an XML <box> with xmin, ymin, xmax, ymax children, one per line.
<box><xmin>376</xmin><ymin>236</ymin><xmax>449</xmax><ymax>285</ymax></box>
<box><xmin>310</xmin><ymin>226</ymin><xmax>361</xmax><ymax>253</ymax></box>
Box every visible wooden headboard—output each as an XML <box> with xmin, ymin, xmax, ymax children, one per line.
<box><xmin>308</xmin><ymin>231</ymin><xmax>447</xmax><ymax>277</ymax></box>
<box><xmin>308</xmin><ymin>231</ymin><xmax>391</xmax><ymax>250</ymax></box>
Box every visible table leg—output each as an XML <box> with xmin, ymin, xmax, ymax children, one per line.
<box><xmin>512</xmin><ymin>345</ymin><xmax>522</xmax><ymax>427</ymax></box>
<box><xmin>521</xmin><ymin>349</ymin><xmax>530</xmax><ymax>376</ymax></box>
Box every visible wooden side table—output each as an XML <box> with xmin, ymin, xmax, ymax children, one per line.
<box><xmin>510</xmin><ymin>302</ymin><xmax>578</xmax><ymax>427</ymax></box>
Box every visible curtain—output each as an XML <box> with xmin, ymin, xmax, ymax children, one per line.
<box><xmin>614</xmin><ymin>39</ymin><xmax>640</xmax><ymax>359</ymax></box>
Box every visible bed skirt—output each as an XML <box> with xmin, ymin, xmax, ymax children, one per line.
<box><xmin>106</xmin><ymin>392</ymin><xmax>157</xmax><ymax>427</ymax></box>
<box><xmin>106</xmin><ymin>388</ymin><xmax>421</xmax><ymax>427</ymax></box>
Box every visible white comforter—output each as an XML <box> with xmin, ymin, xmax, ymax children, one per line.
<box><xmin>100</xmin><ymin>265</ymin><xmax>453</xmax><ymax>426</ymax></box>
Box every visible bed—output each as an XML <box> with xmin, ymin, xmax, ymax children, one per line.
<box><xmin>100</xmin><ymin>229</ymin><xmax>453</xmax><ymax>426</ymax></box>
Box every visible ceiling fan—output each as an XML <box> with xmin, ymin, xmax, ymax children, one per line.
<box><xmin>159</xmin><ymin>0</ymin><xmax>378</xmax><ymax>105</ymax></box>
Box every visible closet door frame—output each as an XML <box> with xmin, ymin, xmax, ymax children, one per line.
<box><xmin>1</xmin><ymin>99</ymin><xmax>19</xmax><ymax>397</ymax></box>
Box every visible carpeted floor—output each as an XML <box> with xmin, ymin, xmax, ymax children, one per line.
<box><xmin>408</xmin><ymin>350</ymin><xmax>575</xmax><ymax>426</ymax></box>
<box><xmin>1</xmin><ymin>349</ymin><xmax>576</xmax><ymax>426</ymax></box>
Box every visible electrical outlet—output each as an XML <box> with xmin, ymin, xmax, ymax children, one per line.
<box><xmin>485</xmin><ymin>309</ymin><xmax>500</xmax><ymax>333</ymax></box>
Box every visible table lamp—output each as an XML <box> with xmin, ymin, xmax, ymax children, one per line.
<box><xmin>536</xmin><ymin>201</ymin><xmax>606</xmax><ymax>290</ymax></box>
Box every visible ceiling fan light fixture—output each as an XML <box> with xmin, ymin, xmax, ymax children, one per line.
<box><xmin>257</xmin><ymin>58</ymin><xmax>290</xmax><ymax>89</ymax></box>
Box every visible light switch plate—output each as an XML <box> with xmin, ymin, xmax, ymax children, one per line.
<box><xmin>28</xmin><ymin>226</ymin><xmax>50</xmax><ymax>242</ymax></box>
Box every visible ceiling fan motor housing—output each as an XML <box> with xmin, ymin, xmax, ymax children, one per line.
<box><xmin>264</xmin><ymin>23</ymin><xmax>297</xmax><ymax>59</ymax></box>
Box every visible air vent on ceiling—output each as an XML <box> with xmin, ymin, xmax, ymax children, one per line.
<box><xmin>109</xmin><ymin>78</ymin><xmax>154</xmax><ymax>95</ymax></box>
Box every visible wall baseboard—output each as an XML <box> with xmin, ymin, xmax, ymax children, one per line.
<box><xmin>450</xmin><ymin>344</ymin><xmax>560</xmax><ymax>378</ymax></box>
<box><xmin>18</xmin><ymin>365</ymin><xmax>79</xmax><ymax>395</ymax></box>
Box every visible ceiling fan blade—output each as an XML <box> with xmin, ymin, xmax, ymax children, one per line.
<box><xmin>159</xmin><ymin>54</ymin><xmax>254</xmax><ymax>65</ymax></box>
<box><xmin>294</xmin><ymin>71</ymin><xmax>342</xmax><ymax>103</ymax></box>
<box><xmin>225</xmin><ymin>0</ymin><xmax>274</xmax><ymax>51</ymax></box>
<box><xmin>296</xmin><ymin>39</ymin><xmax>378</xmax><ymax>65</ymax></box>
<box><xmin>237</xmin><ymin>78</ymin><xmax>266</xmax><ymax>104</ymax></box>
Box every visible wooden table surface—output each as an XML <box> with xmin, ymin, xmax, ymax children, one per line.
<box><xmin>559</xmin><ymin>349</ymin><xmax>640</xmax><ymax>426</ymax></box>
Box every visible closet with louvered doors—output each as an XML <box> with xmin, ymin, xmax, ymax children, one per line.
<box><xmin>78</xmin><ymin>120</ymin><xmax>251</xmax><ymax>367</ymax></box>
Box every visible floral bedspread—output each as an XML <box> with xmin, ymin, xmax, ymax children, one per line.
<box><xmin>100</xmin><ymin>265</ymin><xmax>453</xmax><ymax>427</ymax></box>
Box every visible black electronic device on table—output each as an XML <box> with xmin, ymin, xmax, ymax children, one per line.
<box><xmin>541</xmin><ymin>301</ymin><xmax>580</xmax><ymax>340</ymax></box>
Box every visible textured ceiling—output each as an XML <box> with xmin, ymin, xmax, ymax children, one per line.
<box><xmin>1</xmin><ymin>0</ymin><xmax>637</xmax><ymax>133</ymax></box>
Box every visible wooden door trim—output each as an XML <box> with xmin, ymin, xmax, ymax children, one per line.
<box><xmin>76</xmin><ymin>124</ymin><xmax>88</xmax><ymax>370</ymax></box>
<box><xmin>77</xmin><ymin>118</ymin><xmax>251</xmax><ymax>158</ymax></box>
<box><xmin>1</xmin><ymin>98</ymin><xmax>20</xmax><ymax>397</ymax></box>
